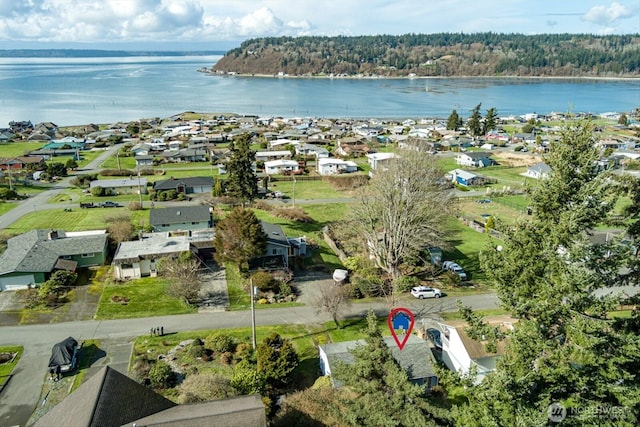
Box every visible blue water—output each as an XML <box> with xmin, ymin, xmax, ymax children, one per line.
<box><xmin>0</xmin><ymin>55</ymin><xmax>638</xmax><ymax>126</ymax></box>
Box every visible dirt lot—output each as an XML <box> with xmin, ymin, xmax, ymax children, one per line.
<box><xmin>493</xmin><ymin>151</ymin><xmax>543</xmax><ymax>167</ymax></box>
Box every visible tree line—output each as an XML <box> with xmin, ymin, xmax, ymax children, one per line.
<box><xmin>213</xmin><ymin>33</ymin><xmax>640</xmax><ymax>77</ymax></box>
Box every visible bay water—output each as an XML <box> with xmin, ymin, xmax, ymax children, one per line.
<box><xmin>0</xmin><ymin>55</ymin><xmax>638</xmax><ymax>127</ymax></box>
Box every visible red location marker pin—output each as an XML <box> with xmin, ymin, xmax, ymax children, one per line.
<box><xmin>387</xmin><ymin>307</ymin><xmax>415</xmax><ymax>350</ymax></box>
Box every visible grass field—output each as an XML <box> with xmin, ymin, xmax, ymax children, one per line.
<box><xmin>7</xmin><ymin>207</ymin><xmax>150</xmax><ymax>235</ymax></box>
<box><xmin>268</xmin><ymin>178</ymin><xmax>350</xmax><ymax>200</ymax></box>
<box><xmin>95</xmin><ymin>277</ymin><xmax>197</xmax><ymax>319</ymax></box>
<box><xmin>0</xmin><ymin>142</ymin><xmax>45</xmax><ymax>157</ymax></box>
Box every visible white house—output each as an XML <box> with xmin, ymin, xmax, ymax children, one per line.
<box><xmin>434</xmin><ymin>317</ymin><xmax>514</xmax><ymax>384</ymax></box>
<box><xmin>112</xmin><ymin>233</ymin><xmax>194</xmax><ymax>280</ymax></box>
<box><xmin>317</xmin><ymin>157</ymin><xmax>358</xmax><ymax>175</ymax></box>
<box><xmin>366</xmin><ymin>152</ymin><xmax>397</xmax><ymax>170</ymax></box>
<box><xmin>456</xmin><ymin>152</ymin><xmax>494</xmax><ymax>167</ymax></box>
<box><xmin>264</xmin><ymin>159</ymin><xmax>300</xmax><ymax>175</ymax></box>
<box><xmin>524</xmin><ymin>162</ymin><xmax>552</xmax><ymax>180</ymax></box>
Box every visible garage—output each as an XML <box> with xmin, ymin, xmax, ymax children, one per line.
<box><xmin>0</xmin><ymin>274</ymin><xmax>36</xmax><ymax>291</ymax></box>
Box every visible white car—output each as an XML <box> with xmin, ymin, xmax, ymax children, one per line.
<box><xmin>410</xmin><ymin>286</ymin><xmax>442</xmax><ymax>299</ymax></box>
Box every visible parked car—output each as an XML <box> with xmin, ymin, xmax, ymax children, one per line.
<box><xmin>426</xmin><ymin>328</ymin><xmax>443</xmax><ymax>350</ymax></box>
<box><xmin>100</xmin><ymin>201</ymin><xmax>121</xmax><ymax>208</ymax></box>
<box><xmin>442</xmin><ymin>261</ymin><xmax>468</xmax><ymax>281</ymax></box>
<box><xmin>410</xmin><ymin>286</ymin><xmax>442</xmax><ymax>299</ymax></box>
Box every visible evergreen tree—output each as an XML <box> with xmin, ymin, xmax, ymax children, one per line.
<box><xmin>482</xmin><ymin>107</ymin><xmax>498</xmax><ymax>134</ymax></box>
<box><xmin>256</xmin><ymin>332</ymin><xmax>299</xmax><ymax>389</ymax></box>
<box><xmin>456</xmin><ymin>121</ymin><xmax>640</xmax><ymax>426</ymax></box>
<box><xmin>225</xmin><ymin>133</ymin><xmax>258</xmax><ymax>206</ymax></box>
<box><xmin>334</xmin><ymin>310</ymin><xmax>452</xmax><ymax>427</ymax></box>
<box><xmin>446</xmin><ymin>109</ymin><xmax>462</xmax><ymax>130</ymax></box>
<box><xmin>467</xmin><ymin>103</ymin><xmax>483</xmax><ymax>137</ymax></box>
<box><xmin>213</xmin><ymin>208</ymin><xmax>267</xmax><ymax>271</ymax></box>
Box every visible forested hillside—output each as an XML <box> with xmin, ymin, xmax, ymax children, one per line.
<box><xmin>212</xmin><ymin>33</ymin><xmax>640</xmax><ymax>78</ymax></box>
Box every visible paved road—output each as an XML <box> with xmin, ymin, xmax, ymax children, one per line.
<box><xmin>0</xmin><ymin>292</ymin><xmax>499</xmax><ymax>426</ymax></box>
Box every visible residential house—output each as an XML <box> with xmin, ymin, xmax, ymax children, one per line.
<box><xmin>34</xmin><ymin>365</ymin><xmax>267</xmax><ymax>427</ymax></box>
<box><xmin>456</xmin><ymin>152</ymin><xmax>494</xmax><ymax>167</ymax></box>
<box><xmin>160</xmin><ymin>148</ymin><xmax>207</xmax><ymax>163</ymax></box>
<box><xmin>0</xmin><ymin>156</ymin><xmax>45</xmax><ymax>170</ymax></box>
<box><xmin>319</xmin><ymin>335</ymin><xmax>438</xmax><ymax>389</ymax></box>
<box><xmin>153</xmin><ymin>176</ymin><xmax>214</xmax><ymax>194</ymax></box>
<box><xmin>0</xmin><ymin>229</ymin><xmax>108</xmax><ymax>291</ymax></box>
<box><xmin>255</xmin><ymin>150</ymin><xmax>293</xmax><ymax>162</ymax></box>
<box><xmin>134</xmin><ymin>154</ymin><xmax>154</xmax><ymax>167</ymax></box>
<box><xmin>249</xmin><ymin>222</ymin><xmax>307</xmax><ymax>272</ymax></box>
<box><xmin>447</xmin><ymin>169</ymin><xmax>485</xmax><ymax>186</ymax></box>
<box><xmin>434</xmin><ymin>317</ymin><xmax>514</xmax><ymax>384</ymax></box>
<box><xmin>296</xmin><ymin>143</ymin><xmax>330</xmax><ymax>158</ymax></box>
<box><xmin>317</xmin><ymin>157</ymin><xmax>358</xmax><ymax>175</ymax></box>
<box><xmin>264</xmin><ymin>159</ymin><xmax>299</xmax><ymax>175</ymax></box>
<box><xmin>150</xmin><ymin>205</ymin><xmax>213</xmax><ymax>232</ymax></box>
<box><xmin>112</xmin><ymin>233</ymin><xmax>195</xmax><ymax>280</ymax></box>
<box><xmin>90</xmin><ymin>178</ymin><xmax>148</xmax><ymax>195</ymax></box>
<box><xmin>366</xmin><ymin>152</ymin><xmax>397</xmax><ymax>170</ymax></box>
<box><xmin>335</xmin><ymin>137</ymin><xmax>371</xmax><ymax>157</ymax></box>
<box><xmin>0</xmin><ymin>129</ymin><xmax>15</xmax><ymax>142</ymax></box>
<box><xmin>524</xmin><ymin>162</ymin><xmax>552</xmax><ymax>180</ymax></box>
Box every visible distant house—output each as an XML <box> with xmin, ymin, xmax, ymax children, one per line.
<box><xmin>0</xmin><ymin>156</ymin><xmax>45</xmax><ymax>170</ymax></box>
<box><xmin>264</xmin><ymin>159</ymin><xmax>299</xmax><ymax>175</ymax></box>
<box><xmin>524</xmin><ymin>162</ymin><xmax>552</xmax><ymax>180</ymax></box>
<box><xmin>255</xmin><ymin>150</ymin><xmax>292</xmax><ymax>162</ymax></box>
<box><xmin>153</xmin><ymin>176</ymin><xmax>214</xmax><ymax>194</ymax></box>
<box><xmin>90</xmin><ymin>178</ymin><xmax>147</xmax><ymax>195</ymax></box>
<box><xmin>112</xmin><ymin>233</ymin><xmax>195</xmax><ymax>280</ymax></box>
<box><xmin>317</xmin><ymin>157</ymin><xmax>358</xmax><ymax>175</ymax></box>
<box><xmin>0</xmin><ymin>229</ymin><xmax>108</xmax><ymax>291</ymax></box>
<box><xmin>335</xmin><ymin>137</ymin><xmax>371</xmax><ymax>157</ymax></box>
<box><xmin>33</xmin><ymin>365</ymin><xmax>267</xmax><ymax>427</ymax></box>
<box><xmin>149</xmin><ymin>205</ymin><xmax>213</xmax><ymax>232</ymax></box>
<box><xmin>160</xmin><ymin>148</ymin><xmax>207</xmax><ymax>163</ymax></box>
<box><xmin>366</xmin><ymin>152</ymin><xmax>397</xmax><ymax>170</ymax></box>
<box><xmin>134</xmin><ymin>154</ymin><xmax>154</xmax><ymax>167</ymax></box>
<box><xmin>319</xmin><ymin>335</ymin><xmax>438</xmax><ymax>389</ymax></box>
<box><xmin>447</xmin><ymin>169</ymin><xmax>485</xmax><ymax>186</ymax></box>
<box><xmin>296</xmin><ymin>143</ymin><xmax>330</xmax><ymax>158</ymax></box>
<box><xmin>456</xmin><ymin>152</ymin><xmax>494</xmax><ymax>167</ymax></box>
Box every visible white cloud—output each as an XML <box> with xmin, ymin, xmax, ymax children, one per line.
<box><xmin>581</xmin><ymin>2</ymin><xmax>633</xmax><ymax>25</ymax></box>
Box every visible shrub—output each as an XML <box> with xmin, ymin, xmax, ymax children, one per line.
<box><xmin>177</xmin><ymin>373</ymin><xmax>235</xmax><ymax>404</ymax></box>
<box><xmin>251</xmin><ymin>271</ymin><xmax>278</xmax><ymax>293</ymax></box>
<box><xmin>128</xmin><ymin>201</ymin><xmax>142</xmax><ymax>210</ymax></box>
<box><xmin>395</xmin><ymin>275</ymin><xmax>420</xmax><ymax>293</ymax></box>
<box><xmin>188</xmin><ymin>343</ymin><xmax>206</xmax><ymax>358</ymax></box>
<box><xmin>131</xmin><ymin>356</ymin><xmax>152</xmax><ymax>382</ymax></box>
<box><xmin>193</xmin><ymin>338</ymin><xmax>204</xmax><ymax>346</ymax></box>
<box><xmin>90</xmin><ymin>186</ymin><xmax>105</xmax><ymax>197</ymax></box>
<box><xmin>271</xmin><ymin>207</ymin><xmax>313</xmax><ymax>223</ymax></box>
<box><xmin>234</xmin><ymin>342</ymin><xmax>253</xmax><ymax>362</ymax></box>
<box><xmin>279</xmin><ymin>282</ymin><xmax>293</xmax><ymax>297</ymax></box>
<box><xmin>205</xmin><ymin>333</ymin><xmax>237</xmax><ymax>353</ymax></box>
<box><xmin>148</xmin><ymin>361</ymin><xmax>175</xmax><ymax>388</ymax></box>
<box><xmin>220</xmin><ymin>352</ymin><xmax>233</xmax><ymax>365</ymax></box>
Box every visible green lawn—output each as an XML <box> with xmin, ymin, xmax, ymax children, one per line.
<box><xmin>268</xmin><ymin>178</ymin><xmax>350</xmax><ymax>200</ymax></box>
<box><xmin>0</xmin><ymin>346</ymin><xmax>23</xmax><ymax>387</ymax></box>
<box><xmin>0</xmin><ymin>200</ymin><xmax>17</xmax><ymax>217</ymax></box>
<box><xmin>7</xmin><ymin>207</ymin><xmax>150</xmax><ymax>234</ymax></box>
<box><xmin>0</xmin><ymin>142</ymin><xmax>45</xmax><ymax>157</ymax></box>
<box><xmin>95</xmin><ymin>277</ymin><xmax>197</xmax><ymax>319</ymax></box>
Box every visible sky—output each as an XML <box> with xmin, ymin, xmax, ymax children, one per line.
<box><xmin>0</xmin><ymin>0</ymin><xmax>638</xmax><ymax>50</ymax></box>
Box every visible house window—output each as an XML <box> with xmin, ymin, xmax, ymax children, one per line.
<box><xmin>192</xmin><ymin>222</ymin><xmax>199</xmax><ymax>225</ymax></box>
<box><xmin>121</xmin><ymin>263</ymin><xmax>133</xmax><ymax>269</ymax></box>
<box><xmin>81</xmin><ymin>253</ymin><xmax>94</xmax><ymax>258</ymax></box>
<box><xmin>162</xmin><ymin>224</ymin><xmax>169</xmax><ymax>227</ymax></box>
<box><xmin>272</xmin><ymin>249</ymin><xmax>277</xmax><ymax>255</ymax></box>
<box><xmin>62</xmin><ymin>255</ymin><xmax>72</xmax><ymax>260</ymax></box>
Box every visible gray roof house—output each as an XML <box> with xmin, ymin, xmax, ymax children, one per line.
<box><xmin>319</xmin><ymin>335</ymin><xmax>438</xmax><ymax>389</ymax></box>
<box><xmin>248</xmin><ymin>222</ymin><xmax>307</xmax><ymax>272</ymax></box>
<box><xmin>524</xmin><ymin>162</ymin><xmax>552</xmax><ymax>180</ymax></box>
<box><xmin>34</xmin><ymin>365</ymin><xmax>267</xmax><ymax>427</ymax></box>
<box><xmin>153</xmin><ymin>176</ymin><xmax>214</xmax><ymax>194</ymax></box>
<box><xmin>90</xmin><ymin>178</ymin><xmax>148</xmax><ymax>195</ymax></box>
<box><xmin>0</xmin><ymin>229</ymin><xmax>108</xmax><ymax>291</ymax></box>
<box><xmin>111</xmin><ymin>233</ymin><xmax>195</xmax><ymax>280</ymax></box>
<box><xmin>149</xmin><ymin>205</ymin><xmax>213</xmax><ymax>232</ymax></box>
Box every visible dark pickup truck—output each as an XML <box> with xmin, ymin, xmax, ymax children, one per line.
<box><xmin>79</xmin><ymin>202</ymin><xmax>96</xmax><ymax>208</ymax></box>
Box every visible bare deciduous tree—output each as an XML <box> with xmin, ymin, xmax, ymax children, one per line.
<box><xmin>157</xmin><ymin>253</ymin><xmax>203</xmax><ymax>303</ymax></box>
<box><xmin>106</xmin><ymin>215</ymin><xmax>135</xmax><ymax>244</ymax></box>
<box><xmin>311</xmin><ymin>281</ymin><xmax>351</xmax><ymax>328</ymax></box>
<box><xmin>351</xmin><ymin>146</ymin><xmax>455</xmax><ymax>307</ymax></box>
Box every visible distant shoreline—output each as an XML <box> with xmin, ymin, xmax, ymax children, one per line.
<box><xmin>200</xmin><ymin>69</ymin><xmax>640</xmax><ymax>82</ymax></box>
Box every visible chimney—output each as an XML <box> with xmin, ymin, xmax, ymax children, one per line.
<box><xmin>48</xmin><ymin>230</ymin><xmax>58</xmax><ymax>240</ymax></box>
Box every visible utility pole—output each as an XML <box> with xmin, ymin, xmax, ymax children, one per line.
<box><xmin>292</xmin><ymin>177</ymin><xmax>296</xmax><ymax>208</ymax></box>
<box><xmin>136</xmin><ymin>167</ymin><xmax>143</xmax><ymax>208</ymax></box>
<box><xmin>250</xmin><ymin>279</ymin><xmax>257</xmax><ymax>350</ymax></box>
